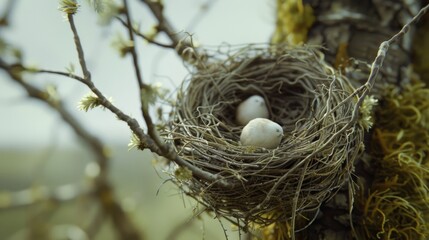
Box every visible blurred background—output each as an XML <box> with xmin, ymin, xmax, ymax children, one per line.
<box><xmin>0</xmin><ymin>0</ymin><xmax>274</xmax><ymax>239</ymax></box>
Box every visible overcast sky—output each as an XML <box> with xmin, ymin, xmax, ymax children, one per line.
<box><xmin>0</xmin><ymin>0</ymin><xmax>274</xmax><ymax>148</ymax></box>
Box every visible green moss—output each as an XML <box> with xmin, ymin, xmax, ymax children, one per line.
<box><xmin>357</xmin><ymin>80</ymin><xmax>429</xmax><ymax>239</ymax></box>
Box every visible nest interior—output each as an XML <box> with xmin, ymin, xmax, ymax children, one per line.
<box><xmin>167</xmin><ymin>44</ymin><xmax>365</xmax><ymax>228</ymax></box>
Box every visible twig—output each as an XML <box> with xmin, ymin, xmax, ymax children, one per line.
<box><xmin>0</xmin><ymin>61</ymin><xmax>107</xmax><ymax>172</ymax></box>
<box><xmin>27</xmin><ymin>66</ymin><xmax>231</xmax><ymax>188</ymax></box>
<box><xmin>36</xmin><ymin>69</ymin><xmax>87</xmax><ymax>84</ymax></box>
<box><xmin>139</xmin><ymin>0</ymin><xmax>181</xmax><ymax>48</ymax></box>
<box><xmin>115</xmin><ymin>16</ymin><xmax>175</xmax><ymax>49</ymax></box>
<box><xmin>68</xmin><ymin>15</ymin><xmax>91</xmax><ymax>80</ymax></box>
<box><xmin>121</xmin><ymin>0</ymin><xmax>169</xmax><ymax>153</ymax></box>
<box><xmin>66</xmin><ymin>13</ymin><xmax>161</xmax><ymax>154</ymax></box>
<box><xmin>139</xmin><ymin>0</ymin><xmax>196</xmax><ymax>59</ymax></box>
<box><xmin>351</xmin><ymin>3</ymin><xmax>429</xmax><ymax>123</ymax></box>
<box><xmin>121</xmin><ymin>0</ymin><xmax>165</xmax><ymax>149</ymax></box>
<box><xmin>121</xmin><ymin>0</ymin><xmax>147</xmax><ymax>90</ymax></box>
<box><xmin>75</xmin><ymin>3</ymin><xmax>230</xmax><ymax>188</ymax></box>
<box><xmin>0</xmin><ymin>58</ymin><xmax>143</xmax><ymax>240</ymax></box>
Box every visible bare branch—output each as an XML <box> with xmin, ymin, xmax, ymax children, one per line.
<box><xmin>139</xmin><ymin>0</ymin><xmax>194</xmax><ymax>58</ymax></box>
<box><xmin>121</xmin><ymin>0</ymin><xmax>147</xmax><ymax>90</ymax></box>
<box><xmin>139</xmin><ymin>0</ymin><xmax>181</xmax><ymax>47</ymax></box>
<box><xmin>115</xmin><ymin>16</ymin><xmax>175</xmax><ymax>49</ymax></box>
<box><xmin>36</xmin><ymin>69</ymin><xmax>87</xmax><ymax>84</ymax></box>
<box><xmin>109</xmin><ymin>3</ymin><xmax>232</xmax><ymax>188</ymax></box>
<box><xmin>351</xmin><ymin>3</ymin><xmax>429</xmax><ymax>122</ymax></box>
<box><xmin>0</xmin><ymin>58</ymin><xmax>143</xmax><ymax>240</ymax></box>
<box><xmin>65</xmin><ymin>14</ymin><xmax>162</xmax><ymax>154</ymax></box>
<box><xmin>67</xmin><ymin>14</ymin><xmax>91</xmax><ymax>80</ymax></box>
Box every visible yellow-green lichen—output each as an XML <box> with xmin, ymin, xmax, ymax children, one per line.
<box><xmin>272</xmin><ymin>0</ymin><xmax>315</xmax><ymax>45</ymax></box>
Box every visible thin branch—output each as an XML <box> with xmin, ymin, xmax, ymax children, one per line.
<box><xmin>122</xmin><ymin>0</ymin><xmax>147</xmax><ymax>90</ymax></box>
<box><xmin>0</xmin><ymin>61</ymin><xmax>108</xmax><ymax>171</ymax></box>
<box><xmin>66</xmin><ymin>13</ymin><xmax>161</xmax><ymax>154</ymax></box>
<box><xmin>139</xmin><ymin>0</ymin><xmax>181</xmax><ymax>48</ymax></box>
<box><xmin>21</xmin><ymin>64</ymin><xmax>231</xmax><ymax>188</ymax></box>
<box><xmin>120</xmin><ymin>0</ymin><xmax>165</xmax><ymax>155</ymax></box>
<box><xmin>120</xmin><ymin>0</ymin><xmax>180</xmax><ymax>157</ymax></box>
<box><xmin>0</xmin><ymin>58</ymin><xmax>143</xmax><ymax>240</ymax></box>
<box><xmin>139</xmin><ymin>0</ymin><xmax>195</xmax><ymax>59</ymax></box>
<box><xmin>67</xmin><ymin>15</ymin><xmax>91</xmax><ymax>80</ymax></box>
<box><xmin>115</xmin><ymin>2</ymin><xmax>233</xmax><ymax>188</ymax></box>
<box><xmin>36</xmin><ymin>69</ymin><xmax>87</xmax><ymax>84</ymax></box>
<box><xmin>350</xmin><ymin>3</ymin><xmax>429</xmax><ymax>123</ymax></box>
<box><xmin>115</xmin><ymin>16</ymin><xmax>175</xmax><ymax>49</ymax></box>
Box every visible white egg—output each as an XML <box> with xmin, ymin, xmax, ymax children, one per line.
<box><xmin>240</xmin><ymin>118</ymin><xmax>284</xmax><ymax>149</ymax></box>
<box><xmin>236</xmin><ymin>95</ymin><xmax>269</xmax><ymax>125</ymax></box>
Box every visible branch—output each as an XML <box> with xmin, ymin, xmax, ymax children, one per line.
<box><xmin>139</xmin><ymin>0</ymin><xmax>181</xmax><ymax>47</ymax></box>
<box><xmin>351</xmin><ymin>3</ymin><xmax>429</xmax><ymax>123</ymax></box>
<box><xmin>121</xmin><ymin>0</ymin><xmax>169</xmax><ymax>165</ymax></box>
<box><xmin>59</xmin><ymin>4</ymin><xmax>230</xmax><ymax>187</ymax></box>
<box><xmin>0</xmin><ymin>61</ymin><xmax>107</xmax><ymax>171</ymax></box>
<box><xmin>66</xmin><ymin>13</ymin><xmax>162</xmax><ymax>155</ymax></box>
<box><xmin>68</xmin><ymin>15</ymin><xmax>91</xmax><ymax>80</ymax></box>
<box><xmin>115</xmin><ymin>16</ymin><xmax>175</xmax><ymax>49</ymax></box>
<box><xmin>120</xmin><ymin>0</ymin><xmax>193</xmax><ymax>165</ymax></box>
<box><xmin>139</xmin><ymin>0</ymin><xmax>194</xmax><ymax>57</ymax></box>
<box><xmin>0</xmin><ymin>58</ymin><xmax>143</xmax><ymax>240</ymax></box>
<box><xmin>36</xmin><ymin>69</ymin><xmax>87</xmax><ymax>84</ymax></box>
<box><xmin>121</xmin><ymin>0</ymin><xmax>147</xmax><ymax>90</ymax></box>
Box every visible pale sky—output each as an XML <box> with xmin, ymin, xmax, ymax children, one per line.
<box><xmin>0</xmin><ymin>0</ymin><xmax>274</xmax><ymax>148</ymax></box>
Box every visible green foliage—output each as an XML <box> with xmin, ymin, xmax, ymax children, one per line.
<box><xmin>357</xmin><ymin>80</ymin><xmax>429</xmax><ymax>240</ymax></box>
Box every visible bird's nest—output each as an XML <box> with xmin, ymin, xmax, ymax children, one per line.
<box><xmin>164</xmin><ymin>44</ymin><xmax>365</xmax><ymax>229</ymax></box>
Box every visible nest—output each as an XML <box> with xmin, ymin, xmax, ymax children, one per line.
<box><xmin>166</xmin><ymin>44</ymin><xmax>365</xmax><ymax>229</ymax></box>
